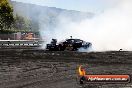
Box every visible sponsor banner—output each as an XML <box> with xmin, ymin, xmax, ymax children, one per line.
<box><xmin>84</xmin><ymin>75</ymin><xmax>130</xmax><ymax>83</ymax></box>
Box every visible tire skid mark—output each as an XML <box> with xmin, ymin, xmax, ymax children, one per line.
<box><xmin>0</xmin><ymin>63</ymin><xmax>57</xmax><ymax>88</ymax></box>
<box><xmin>21</xmin><ymin>64</ymin><xmax>77</xmax><ymax>88</ymax></box>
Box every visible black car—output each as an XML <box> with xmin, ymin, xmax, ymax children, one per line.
<box><xmin>46</xmin><ymin>38</ymin><xmax>92</xmax><ymax>51</ymax></box>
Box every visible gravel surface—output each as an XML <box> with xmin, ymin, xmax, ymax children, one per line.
<box><xmin>0</xmin><ymin>49</ymin><xmax>132</xmax><ymax>88</ymax></box>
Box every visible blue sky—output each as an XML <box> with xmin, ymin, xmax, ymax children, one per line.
<box><xmin>11</xmin><ymin>0</ymin><xmax>120</xmax><ymax>13</ymax></box>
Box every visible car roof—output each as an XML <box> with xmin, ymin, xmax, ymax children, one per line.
<box><xmin>66</xmin><ymin>39</ymin><xmax>83</xmax><ymax>41</ymax></box>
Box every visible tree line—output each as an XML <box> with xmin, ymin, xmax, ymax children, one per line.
<box><xmin>0</xmin><ymin>0</ymin><xmax>38</xmax><ymax>34</ymax></box>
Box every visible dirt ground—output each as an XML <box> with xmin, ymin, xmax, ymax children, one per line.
<box><xmin>0</xmin><ymin>49</ymin><xmax>132</xmax><ymax>88</ymax></box>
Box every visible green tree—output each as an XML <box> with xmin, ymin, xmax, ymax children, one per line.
<box><xmin>30</xmin><ymin>20</ymin><xmax>39</xmax><ymax>32</ymax></box>
<box><xmin>0</xmin><ymin>0</ymin><xmax>14</xmax><ymax>31</ymax></box>
<box><xmin>13</xmin><ymin>14</ymin><xmax>32</xmax><ymax>32</ymax></box>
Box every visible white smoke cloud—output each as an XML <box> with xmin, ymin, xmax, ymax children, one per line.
<box><xmin>39</xmin><ymin>0</ymin><xmax>132</xmax><ymax>51</ymax></box>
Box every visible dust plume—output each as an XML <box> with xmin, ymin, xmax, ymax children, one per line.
<box><xmin>40</xmin><ymin>0</ymin><xmax>132</xmax><ymax>51</ymax></box>
<box><xmin>11</xmin><ymin>0</ymin><xmax>132</xmax><ymax>51</ymax></box>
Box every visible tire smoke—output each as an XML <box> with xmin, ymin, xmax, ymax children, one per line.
<box><xmin>40</xmin><ymin>0</ymin><xmax>132</xmax><ymax>51</ymax></box>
